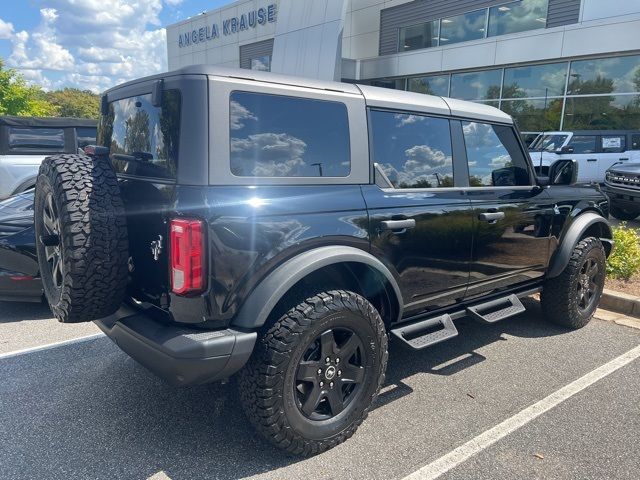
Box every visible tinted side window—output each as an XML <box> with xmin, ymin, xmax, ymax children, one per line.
<box><xmin>600</xmin><ymin>135</ymin><xmax>626</xmax><ymax>153</ymax></box>
<box><xmin>76</xmin><ymin>127</ymin><xmax>96</xmax><ymax>149</ymax></box>
<box><xmin>229</xmin><ymin>91</ymin><xmax>350</xmax><ymax>177</ymax></box>
<box><xmin>98</xmin><ymin>90</ymin><xmax>181</xmax><ymax>180</ymax></box>
<box><xmin>568</xmin><ymin>135</ymin><xmax>596</xmax><ymax>154</ymax></box>
<box><xmin>8</xmin><ymin>127</ymin><xmax>65</xmax><ymax>152</ymax></box>
<box><xmin>632</xmin><ymin>134</ymin><xmax>640</xmax><ymax>151</ymax></box>
<box><xmin>463</xmin><ymin>122</ymin><xmax>531</xmax><ymax>187</ymax></box>
<box><xmin>369</xmin><ymin>110</ymin><xmax>453</xmax><ymax>189</ymax></box>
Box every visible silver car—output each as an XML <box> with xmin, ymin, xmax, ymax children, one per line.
<box><xmin>0</xmin><ymin>116</ymin><xmax>96</xmax><ymax>200</ymax></box>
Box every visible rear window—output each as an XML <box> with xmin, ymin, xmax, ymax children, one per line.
<box><xmin>76</xmin><ymin>127</ymin><xmax>96</xmax><ymax>149</ymax></box>
<box><xmin>229</xmin><ymin>91</ymin><xmax>350</xmax><ymax>177</ymax></box>
<box><xmin>8</xmin><ymin>127</ymin><xmax>65</xmax><ymax>152</ymax></box>
<box><xmin>98</xmin><ymin>90</ymin><xmax>181</xmax><ymax>180</ymax></box>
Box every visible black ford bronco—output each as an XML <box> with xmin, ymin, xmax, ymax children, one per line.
<box><xmin>34</xmin><ymin>66</ymin><xmax>612</xmax><ymax>456</ymax></box>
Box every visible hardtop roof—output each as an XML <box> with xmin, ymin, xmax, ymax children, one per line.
<box><xmin>0</xmin><ymin>115</ymin><xmax>97</xmax><ymax>128</ymax></box>
<box><xmin>104</xmin><ymin>65</ymin><xmax>513</xmax><ymax>125</ymax></box>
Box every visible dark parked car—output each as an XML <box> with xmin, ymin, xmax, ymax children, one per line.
<box><xmin>0</xmin><ymin>189</ymin><xmax>41</xmax><ymax>302</ymax></box>
<box><xmin>604</xmin><ymin>162</ymin><xmax>640</xmax><ymax>220</ymax></box>
<box><xmin>32</xmin><ymin>66</ymin><xmax>612</xmax><ymax>456</ymax></box>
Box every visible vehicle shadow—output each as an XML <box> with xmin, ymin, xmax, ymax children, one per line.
<box><xmin>0</xmin><ymin>298</ymin><xmax>569</xmax><ymax>480</ymax></box>
<box><xmin>0</xmin><ymin>300</ymin><xmax>51</xmax><ymax>323</ymax></box>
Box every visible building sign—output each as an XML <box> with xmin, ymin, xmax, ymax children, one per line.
<box><xmin>178</xmin><ymin>4</ymin><xmax>277</xmax><ymax>48</ymax></box>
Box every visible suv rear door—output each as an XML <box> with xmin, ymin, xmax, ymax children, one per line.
<box><xmin>98</xmin><ymin>76</ymin><xmax>207</xmax><ymax>308</ymax></box>
<box><xmin>362</xmin><ymin>108</ymin><xmax>474</xmax><ymax>317</ymax></box>
<box><xmin>460</xmin><ymin>121</ymin><xmax>554</xmax><ymax>300</ymax></box>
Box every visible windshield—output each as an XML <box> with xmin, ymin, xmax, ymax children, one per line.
<box><xmin>529</xmin><ymin>134</ymin><xmax>569</xmax><ymax>152</ymax></box>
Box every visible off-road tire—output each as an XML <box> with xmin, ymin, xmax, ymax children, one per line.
<box><xmin>609</xmin><ymin>205</ymin><xmax>640</xmax><ymax>221</ymax></box>
<box><xmin>34</xmin><ymin>154</ymin><xmax>128</xmax><ymax>323</ymax></box>
<box><xmin>541</xmin><ymin>237</ymin><xmax>606</xmax><ymax>329</ymax></box>
<box><xmin>238</xmin><ymin>290</ymin><xmax>388</xmax><ymax>456</ymax></box>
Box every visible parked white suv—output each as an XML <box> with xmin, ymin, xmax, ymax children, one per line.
<box><xmin>0</xmin><ymin>116</ymin><xmax>96</xmax><ymax>200</ymax></box>
<box><xmin>528</xmin><ymin>130</ymin><xmax>640</xmax><ymax>183</ymax></box>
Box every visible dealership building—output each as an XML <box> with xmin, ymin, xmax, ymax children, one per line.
<box><xmin>166</xmin><ymin>0</ymin><xmax>640</xmax><ymax>132</ymax></box>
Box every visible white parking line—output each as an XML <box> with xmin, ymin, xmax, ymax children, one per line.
<box><xmin>0</xmin><ymin>333</ymin><xmax>105</xmax><ymax>360</ymax></box>
<box><xmin>403</xmin><ymin>343</ymin><xmax>640</xmax><ymax>480</ymax></box>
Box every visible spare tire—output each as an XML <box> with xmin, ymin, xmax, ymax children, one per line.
<box><xmin>34</xmin><ymin>154</ymin><xmax>129</xmax><ymax>323</ymax></box>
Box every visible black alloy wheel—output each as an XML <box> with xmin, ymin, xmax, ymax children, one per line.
<box><xmin>576</xmin><ymin>257</ymin><xmax>602</xmax><ymax>315</ymax></box>
<box><xmin>40</xmin><ymin>192</ymin><xmax>63</xmax><ymax>290</ymax></box>
<box><xmin>238</xmin><ymin>290</ymin><xmax>388</xmax><ymax>456</ymax></box>
<box><xmin>295</xmin><ymin>327</ymin><xmax>366</xmax><ymax>420</ymax></box>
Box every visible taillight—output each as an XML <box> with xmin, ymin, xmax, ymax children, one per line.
<box><xmin>170</xmin><ymin>218</ymin><xmax>206</xmax><ymax>295</ymax></box>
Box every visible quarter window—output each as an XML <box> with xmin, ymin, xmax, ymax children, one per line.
<box><xmin>369</xmin><ymin>110</ymin><xmax>453</xmax><ymax>189</ymax></box>
<box><xmin>8</xmin><ymin>127</ymin><xmax>65</xmax><ymax>152</ymax></box>
<box><xmin>462</xmin><ymin>122</ymin><xmax>531</xmax><ymax>187</ymax></box>
<box><xmin>229</xmin><ymin>91</ymin><xmax>350</xmax><ymax>177</ymax></box>
<box><xmin>567</xmin><ymin>135</ymin><xmax>596</xmax><ymax>154</ymax></box>
<box><xmin>600</xmin><ymin>135</ymin><xmax>626</xmax><ymax>153</ymax></box>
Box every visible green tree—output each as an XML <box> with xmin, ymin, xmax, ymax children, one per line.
<box><xmin>124</xmin><ymin>110</ymin><xmax>151</xmax><ymax>154</ymax></box>
<box><xmin>0</xmin><ymin>59</ymin><xmax>57</xmax><ymax>116</ymax></box>
<box><xmin>45</xmin><ymin>88</ymin><xmax>100</xmax><ymax>119</ymax></box>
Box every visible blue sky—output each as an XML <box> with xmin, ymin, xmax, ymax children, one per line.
<box><xmin>0</xmin><ymin>0</ymin><xmax>232</xmax><ymax>92</ymax></box>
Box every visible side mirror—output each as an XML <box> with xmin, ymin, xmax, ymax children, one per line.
<box><xmin>549</xmin><ymin>159</ymin><xmax>578</xmax><ymax>186</ymax></box>
<box><xmin>559</xmin><ymin>145</ymin><xmax>574</xmax><ymax>154</ymax></box>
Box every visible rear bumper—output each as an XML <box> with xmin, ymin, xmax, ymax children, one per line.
<box><xmin>603</xmin><ymin>184</ymin><xmax>640</xmax><ymax>211</ymax></box>
<box><xmin>95</xmin><ymin>304</ymin><xmax>257</xmax><ymax>386</ymax></box>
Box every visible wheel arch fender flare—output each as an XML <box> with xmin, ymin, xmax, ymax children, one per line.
<box><xmin>547</xmin><ymin>212</ymin><xmax>612</xmax><ymax>278</ymax></box>
<box><xmin>231</xmin><ymin>246</ymin><xmax>404</xmax><ymax>329</ymax></box>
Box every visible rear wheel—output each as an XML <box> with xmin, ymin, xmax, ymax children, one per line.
<box><xmin>238</xmin><ymin>290</ymin><xmax>388</xmax><ymax>456</ymax></box>
<box><xmin>610</xmin><ymin>205</ymin><xmax>639</xmax><ymax>221</ymax></box>
<box><xmin>34</xmin><ymin>154</ymin><xmax>129</xmax><ymax>322</ymax></box>
<box><xmin>541</xmin><ymin>237</ymin><xmax>605</xmax><ymax>329</ymax></box>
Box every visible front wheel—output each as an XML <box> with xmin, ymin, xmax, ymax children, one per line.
<box><xmin>238</xmin><ymin>290</ymin><xmax>388</xmax><ymax>456</ymax></box>
<box><xmin>541</xmin><ymin>237</ymin><xmax>606</xmax><ymax>329</ymax></box>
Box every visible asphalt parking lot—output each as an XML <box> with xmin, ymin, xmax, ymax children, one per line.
<box><xmin>1</xmin><ymin>299</ymin><xmax>639</xmax><ymax>480</ymax></box>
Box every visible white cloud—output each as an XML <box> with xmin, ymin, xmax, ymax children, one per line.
<box><xmin>380</xmin><ymin>145</ymin><xmax>452</xmax><ymax>187</ymax></box>
<box><xmin>5</xmin><ymin>1</ymin><xmax>168</xmax><ymax>93</ymax></box>
<box><xmin>230</xmin><ymin>101</ymin><xmax>258</xmax><ymax>130</ymax></box>
<box><xmin>394</xmin><ymin>114</ymin><xmax>426</xmax><ymax>127</ymax></box>
<box><xmin>0</xmin><ymin>17</ymin><xmax>14</xmax><ymax>39</ymax></box>
<box><xmin>231</xmin><ymin>133</ymin><xmax>307</xmax><ymax>176</ymax></box>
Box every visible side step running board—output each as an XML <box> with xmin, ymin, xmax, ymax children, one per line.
<box><xmin>466</xmin><ymin>294</ymin><xmax>525</xmax><ymax>324</ymax></box>
<box><xmin>391</xmin><ymin>314</ymin><xmax>458</xmax><ymax>350</ymax></box>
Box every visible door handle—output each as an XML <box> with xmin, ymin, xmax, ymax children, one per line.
<box><xmin>587</xmin><ymin>158</ymin><xmax>597</xmax><ymax>162</ymax></box>
<box><xmin>380</xmin><ymin>219</ymin><xmax>416</xmax><ymax>231</ymax></box>
<box><xmin>478</xmin><ymin>212</ymin><xmax>505</xmax><ymax>222</ymax></box>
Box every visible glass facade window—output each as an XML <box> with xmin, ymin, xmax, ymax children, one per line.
<box><xmin>399</xmin><ymin>21</ymin><xmax>439</xmax><ymax>52</ymax></box>
<box><xmin>439</xmin><ymin>9</ymin><xmax>487</xmax><ymax>46</ymax></box>
<box><xmin>229</xmin><ymin>91</ymin><xmax>350</xmax><ymax>178</ymax></box>
<box><xmin>488</xmin><ymin>0</ymin><xmax>548</xmax><ymax>37</ymax></box>
<box><xmin>369</xmin><ymin>110</ymin><xmax>453</xmax><ymax>189</ymax></box>
<box><xmin>568</xmin><ymin>55</ymin><xmax>640</xmax><ymax>95</ymax></box>
<box><xmin>407</xmin><ymin>74</ymin><xmax>449</xmax><ymax>96</ymax></box>
<box><xmin>370</xmin><ymin>78</ymin><xmax>406</xmax><ymax>90</ymax></box>
<box><xmin>501</xmin><ymin>98</ymin><xmax>563</xmax><ymax>131</ymax></box>
<box><xmin>250</xmin><ymin>55</ymin><xmax>271</xmax><ymax>71</ymax></box>
<box><xmin>563</xmin><ymin>95</ymin><xmax>640</xmax><ymax>130</ymax></box>
<box><xmin>502</xmin><ymin>62</ymin><xmax>567</xmax><ymax>98</ymax></box>
<box><xmin>450</xmin><ymin>70</ymin><xmax>502</xmax><ymax>100</ymax></box>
